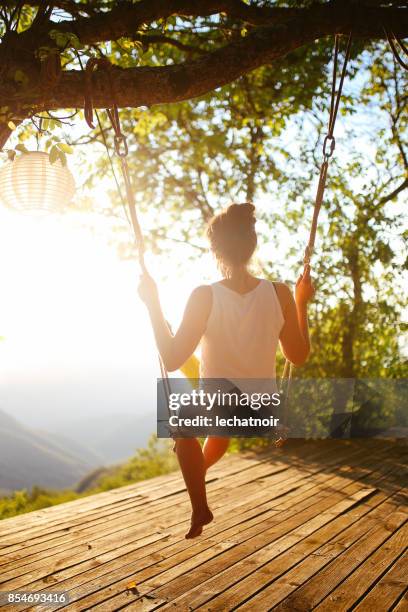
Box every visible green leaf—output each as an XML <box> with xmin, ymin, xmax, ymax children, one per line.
<box><xmin>59</xmin><ymin>151</ymin><xmax>67</xmax><ymax>166</ymax></box>
<box><xmin>49</xmin><ymin>146</ymin><xmax>59</xmax><ymax>164</ymax></box>
<box><xmin>15</xmin><ymin>144</ymin><xmax>28</xmax><ymax>153</ymax></box>
<box><xmin>57</xmin><ymin>142</ymin><xmax>73</xmax><ymax>154</ymax></box>
<box><xmin>48</xmin><ymin>29</ymin><xmax>82</xmax><ymax>50</ymax></box>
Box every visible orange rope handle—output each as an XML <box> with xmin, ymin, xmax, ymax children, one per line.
<box><xmin>119</xmin><ymin>157</ymin><xmax>146</xmax><ymax>270</ymax></box>
<box><xmin>303</xmin><ymin>160</ymin><xmax>329</xmax><ymax>265</ymax></box>
<box><xmin>84</xmin><ymin>56</ymin><xmax>112</xmax><ymax>129</ymax></box>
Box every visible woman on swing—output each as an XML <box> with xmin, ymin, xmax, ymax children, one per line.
<box><xmin>139</xmin><ymin>202</ymin><xmax>314</xmax><ymax>539</ymax></box>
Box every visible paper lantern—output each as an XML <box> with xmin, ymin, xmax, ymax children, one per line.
<box><xmin>0</xmin><ymin>151</ymin><xmax>75</xmax><ymax>213</ymax></box>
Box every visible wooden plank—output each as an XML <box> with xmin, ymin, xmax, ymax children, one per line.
<box><xmin>7</xmin><ymin>448</ymin><xmax>372</xmax><ymax>608</ymax></box>
<box><xmin>189</xmin><ymin>497</ymin><xmax>400</xmax><ymax>612</ymax></box>
<box><xmin>8</xmin><ymin>453</ymin><xmax>359</xmax><ymax>603</ymax></box>
<box><xmin>0</xmin><ymin>449</ymin><xmax>270</xmax><ymax>537</ymax></box>
<box><xmin>0</xmin><ymin>459</ymin><xmax>305</xmax><ymax>581</ymax></box>
<box><xmin>1</xmin><ymin>454</ymin><xmax>288</xmax><ymax>552</ymax></box>
<box><xmin>150</xmin><ymin>472</ymin><xmax>405</xmax><ymax>611</ymax></box>
<box><xmin>393</xmin><ymin>590</ymin><xmax>408</xmax><ymax>612</ymax></box>
<box><xmin>47</xmin><ymin>492</ymin><xmax>402</xmax><ymax>610</ymax></box>
<box><xmin>170</xmin><ymin>498</ymin><xmax>395</xmax><ymax>612</ymax></box>
<box><xmin>0</xmin><ymin>470</ymin><xmax>182</xmax><ymax>532</ymax></box>
<box><xmin>314</xmin><ymin>524</ymin><xmax>408</xmax><ymax>611</ymax></box>
<box><xmin>164</xmin><ymin>454</ymin><xmax>406</xmax><ymax>611</ymax></box>
<box><xmin>0</xmin><ymin>451</ymin><xmax>293</xmax><ymax>547</ymax></box>
<box><xmin>0</xmin><ymin>478</ymin><xmax>328</xmax><ymax>588</ymax></box>
<box><xmin>26</xmin><ymin>450</ymin><xmax>402</xmax><ymax>612</ymax></box>
<box><xmin>353</xmin><ymin>553</ymin><xmax>408</xmax><ymax>612</ymax></box>
<box><xmin>0</xmin><ymin>442</ymin><xmax>332</xmax><ymax>592</ymax></box>
<box><xmin>0</xmin><ymin>441</ymin><xmax>404</xmax><ymax>612</ymax></box>
<box><xmin>0</xmin><ymin>466</ymin><xmax>324</xmax><ymax>596</ymax></box>
<box><xmin>2</xmin><ymin>440</ymin><xmax>356</xmax><ymax>578</ymax></box>
<box><xmin>262</xmin><ymin>511</ymin><xmax>407</xmax><ymax>611</ymax></box>
<box><xmin>0</xmin><ymin>440</ymin><xmax>389</xmax><ymax>550</ymax></box>
<box><xmin>234</xmin><ymin>496</ymin><xmax>406</xmax><ymax>611</ymax></box>
<box><xmin>0</xmin><ymin>439</ymin><xmax>377</xmax><ymax>539</ymax></box>
<box><xmin>61</xmin><ymin>458</ymin><xmax>398</xmax><ymax>611</ymax></box>
<box><xmin>0</xmin><ymin>447</ymin><xmax>358</xmax><ymax>578</ymax></box>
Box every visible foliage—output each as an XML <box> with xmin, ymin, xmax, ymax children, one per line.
<box><xmin>2</xmin><ymin>0</ymin><xmax>400</xmax><ymax>152</ymax></box>
<box><xmin>0</xmin><ymin>487</ymin><xmax>81</xmax><ymax>521</ymax></box>
<box><xmin>95</xmin><ymin>436</ymin><xmax>178</xmax><ymax>491</ymax></box>
<box><xmin>5</xmin><ymin>139</ymin><xmax>73</xmax><ymax>165</ymax></box>
<box><xmin>274</xmin><ymin>45</ymin><xmax>408</xmax><ymax>378</ymax></box>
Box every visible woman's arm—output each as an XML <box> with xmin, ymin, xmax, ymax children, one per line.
<box><xmin>275</xmin><ymin>265</ymin><xmax>315</xmax><ymax>366</ymax></box>
<box><xmin>138</xmin><ymin>273</ymin><xmax>212</xmax><ymax>371</ymax></box>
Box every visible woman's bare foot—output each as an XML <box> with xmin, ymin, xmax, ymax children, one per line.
<box><xmin>185</xmin><ymin>507</ymin><xmax>213</xmax><ymax>539</ymax></box>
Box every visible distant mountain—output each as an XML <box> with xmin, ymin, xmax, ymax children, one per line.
<box><xmin>41</xmin><ymin>430</ymin><xmax>103</xmax><ymax>466</ymax></box>
<box><xmin>53</xmin><ymin>413</ymin><xmax>154</xmax><ymax>463</ymax></box>
<box><xmin>0</xmin><ymin>409</ymin><xmax>101</xmax><ymax>494</ymax></box>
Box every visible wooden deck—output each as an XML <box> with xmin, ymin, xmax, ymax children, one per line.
<box><xmin>0</xmin><ymin>440</ymin><xmax>407</xmax><ymax>611</ymax></box>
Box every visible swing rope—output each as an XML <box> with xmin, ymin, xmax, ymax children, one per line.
<box><xmin>82</xmin><ymin>55</ymin><xmax>172</xmax><ymax>412</ymax></box>
<box><xmin>384</xmin><ymin>28</ymin><xmax>408</xmax><ymax>71</ymax></box>
<box><xmin>84</xmin><ymin>57</ymin><xmax>147</xmax><ymax>272</ymax></box>
<box><xmin>277</xmin><ymin>32</ymin><xmax>352</xmax><ymax>446</ymax></box>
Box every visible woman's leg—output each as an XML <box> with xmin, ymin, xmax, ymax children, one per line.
<box><xmin>174</xmin><ymin>438</ymin><xmax>213</xmax><ymax>539</ymax></box>
<box><xmin>203</xmin><ymin>436</ymin><xmax>230</xmax><ymax>471</ymax></box>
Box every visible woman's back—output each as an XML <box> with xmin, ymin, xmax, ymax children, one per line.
<box><xmin>200</xmin><ymin>279</ymin><xmax>284</xmax><ymax>393</ymax></box>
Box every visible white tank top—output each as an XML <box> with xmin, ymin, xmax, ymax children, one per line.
<box><xmin>200</xmin><ymin>279</ymin><xmax>284</xmax><ymax>394</ymax></box>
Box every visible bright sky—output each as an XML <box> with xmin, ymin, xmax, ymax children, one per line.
<box><xmin>0</xmin><ymin>171</ymin><xmax>219</xmax><ymax>429</ymax></box>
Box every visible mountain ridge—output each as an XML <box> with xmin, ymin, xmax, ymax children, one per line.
<box><xmin>0</xmin><ymin>408</ymin><xmax>99</xmax><ymax>493</ymax></box>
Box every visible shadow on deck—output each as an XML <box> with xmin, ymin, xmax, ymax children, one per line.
<box><xmin>0</xmin><ymin>439</ymin><xmax>407</xmax><ymax>611</ymax></box>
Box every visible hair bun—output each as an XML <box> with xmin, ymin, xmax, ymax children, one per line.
<box><xmin>206</xmin><ymin>202</ymin><xmax>257</xmax><ymax>271</ymax></box>
<box><xmin>226</xmin><ymin>203</ymin><xmax>255</xmax><ymax>223</ymax></box>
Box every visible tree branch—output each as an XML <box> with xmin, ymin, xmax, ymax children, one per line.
<box><xmin>47</xmin><ymin>0</ymin><xmax>302</xmax><ymax>45</ymax></box>
<box><xmin>0</xmin><ymin>1</ymin><xmax>407</xmax><ymax>149</ymax></box>
<box><xmin>9</xmin><ymin>4</ymin><xmax>408</xmax><ymax>112</ymax></box>
<box><xmin>133</xmin><ymin>34</ymin><xmax>206</xmax><ymax>55</ymax></box>
<box><xmin>17</xmin><ymin>1</ymin><xmax>408</xmax><ymax>46</ymax></box>
<box><xmin>379</xmin><ymin>177</ymin><xmax>408</xmax><ymax>204</ymax></box>
<box><xmin>2</xmin><ymin>1</ymin><xmax>104</xmax><ymax>16</ymax></box>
